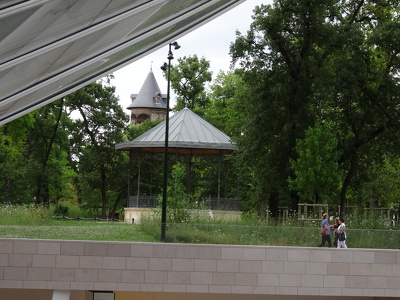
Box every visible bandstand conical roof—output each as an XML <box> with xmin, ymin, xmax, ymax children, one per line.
<box><xmin>116</xmin><ymin>108</ymin><xmax>236</xmax><ymax>155</ymax></box>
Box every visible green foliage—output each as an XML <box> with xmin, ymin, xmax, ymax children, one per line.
<box><xmin>354</xmin><ymin>157</ymin><xmax>400</xmax><ymax>208</ymax></box>
<box><xmin>289</xmin><ymin>124</ymin><xmax>341</xmax><ymax>203</ymax></box>
<box><xmin>186</xmin><ymin>156</ymin><xmax>238</xmax><ymax>204</ymax></box>
<box><xmin>66</xmin><ymin>81</ymin><xmax>129</xmax><ymax>218</ymax></box>
<box><xmin>166</xmin><ymin>54</ymin><xmax>212</xmax><ymax>114</ymax></box>
<box><xmin>53</xmin><ymin>204</ymin><xmax>69</xmax><ymax>216</ymax></box>
<box><xmin>126</xmin><ymin>119</ymin><xmax>163</xmax><ymax>141</ymax></box>
<box><xmin>159</xmin><ymin>163</ymin><xmax>189</xmax><ymax>223</ymax></box>
<box><xmin>204</xmin><ymin>71</ymin><xmax>247</xmax><ymax>139</ymax></box>
<box><xmin>3</xmin><ymin>1</ymin><xmax>400</xmax><ymax>227</ymax></box>
<box><xmin>229</xmin><ymin>0</ymin><xmax>400</xmax><ymax>216</ymax></box>
<box><xmin>26</xmin><ymin>99</ymin><xmax>72</xmax><ymax>206</ymax></box>
<box><xmin>0</xmin><ymin>113</ymin><xmax>37</xmax><ymax>204</ymax></box>
<box><xmin>0</xmin><ymin>78</ymin><xmax>134</xmax><ymax>219</ymax></box>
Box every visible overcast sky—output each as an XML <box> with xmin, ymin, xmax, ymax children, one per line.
<box><xmin>110</xmin><ymin>0</ymin><xmax>271</xmax><ymax>110</ymax></box>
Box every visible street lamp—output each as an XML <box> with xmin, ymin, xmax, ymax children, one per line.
<box><xmin>160</xmin><ymin>41</ymin><xmax>180</xmax><ymax>241</ymax></box>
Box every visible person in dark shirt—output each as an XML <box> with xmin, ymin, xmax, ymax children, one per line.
<box><xmin>332</xmin><ymin>217</ymin><xmax>340</xmax><ymax>247</ymax></box>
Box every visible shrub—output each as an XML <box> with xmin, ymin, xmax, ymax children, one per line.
<box><xmin>53</xmin><ymin>204</ymin><xmax>69</xmax><ymax>216</ymax></box>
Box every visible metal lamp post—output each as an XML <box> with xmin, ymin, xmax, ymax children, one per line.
<box><xmin>160</xmin><ymin>41</ymin><xmax>180</xmax><ymax>241</ymax></box>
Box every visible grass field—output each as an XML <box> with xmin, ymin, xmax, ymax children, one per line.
<box><xmin>0</xmin><ymin>221</ymin><xmax>157</xmax><ymax>242</ymax></box>
<box><xmin>0</xmin><ymin>205</ymin><xmax>399</xmax><ymax>249</ymax></box>
<box><xmin>0</xmin><ymin>218</ymin><xmax>399</xmax><ymax>249</ymax></box>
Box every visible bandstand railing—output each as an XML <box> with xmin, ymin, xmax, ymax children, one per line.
<box><xmin>128</xmin><ymin>196</ymin><xmax>240</xmax><ymax>211</ymax></box>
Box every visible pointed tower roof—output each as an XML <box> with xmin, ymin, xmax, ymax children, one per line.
<box><xmin>116</xmin><ymin>108</ymin><xmax>236</xmax><ymax>155</ymax></box>
<box><xmin>127</xmin><ymin>70</ymin><xmax>167</xmax><ymax>110</ymax></box>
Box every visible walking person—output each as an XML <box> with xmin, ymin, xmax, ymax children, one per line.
<box><xmin>318</xmin><ymin>213</ymin><xmax>332</xmax><ymax>247</ymax></box>
<box><xmin>337</xmin><ymin>218</ymin><xmax>347</xmax><ymax>248</ymax></box>
<box><xmin>333</xmin><ymin>217</ymin><xmax>340</xmax><ymax>247</ymax></box>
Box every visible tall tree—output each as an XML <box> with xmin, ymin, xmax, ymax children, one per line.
<box><xmin>166</xmin><ymin>54</ymin><xmax>212</xmax><ymax>114</ymax></box>
<box><xmin>230</xmin><ymin>0</ymin><xmax>330</xmax><ymax>216</ymax></box>
<box><xmin>28</xmin><ymin>99</ymin><xmax>70</xmax><ymax>206</ymax></box>
<box><xmin>66</xmin><ymin>81</ymin><xmax>129</xmax><ymax>218</ymax></box>
<box><xmin>0</xmin><ymin>114</ymin><xmax>36</xmax><ymax>204</ymax></box>
<box><xmin>205</xmin><ymin>71</ymin><xmax>258</xmax><ymax>212</ymax></box>
<box><xmin>205</xmin><ymin>71</ymin><xmax>246</xmax><ymax>136</ymax></box>
<box><xmin>317</xmin><ymin>0</ymin><xmax>400</xmax><ymax>216</ymax></box>
<box><xmin>230</xmin><ymin>0</ymin><xmax>400</xmax><ymax>217</ymax></box>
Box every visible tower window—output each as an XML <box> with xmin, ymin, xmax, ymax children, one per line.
<box><xmin>154</xmin><ymin>93</ymin><xmax>162</xmax><ymax>104</ymax></box>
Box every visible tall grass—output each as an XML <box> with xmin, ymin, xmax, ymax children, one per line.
<box><xmin>137</xmin><ymin>220</ymin><xmax>400</xmax><ymax>249</ymax></box>
<box><xmin>138</xmin><ymin>210</ymin><xmax>400</xmax><ymax>249</ymax></box>
<box><xmin>0</xmin><ymin>204</ymin><xmax>53</xmax><ymax>225</ymax></box>
<box><xmin>0</xmin><ymin>222</ymin><xmax>157</xmax><ymax>242</ymax></box>
<box><xmin>1</xmin><ymin>204</ymin><xmax>399</xmax><ymax>249</ymax></box>
<box><xmin>0</xmin><ymin>204</ymin><xmax>157</xmax><ymax>242</ymax></box>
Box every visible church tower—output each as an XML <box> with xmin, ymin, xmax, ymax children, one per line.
<box><xmin>127</xmin><ymin>69</ymin><xmax>168</xmax><ymax>123</ymax></box>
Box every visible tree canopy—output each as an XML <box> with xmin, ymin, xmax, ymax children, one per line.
<box><xmin>230</xmin><ymin>0</ymin><xmax>400</xmax><ymax>216</ymax></box>
<box><xmin>166</xmin><ymin>54</ymin><xmax>212</xmax><ymax>114</ymax></box>
<box><xmin>2</xmin><ymin>0</ymin><xmax>400</xmax><ymax>221</ymax></box>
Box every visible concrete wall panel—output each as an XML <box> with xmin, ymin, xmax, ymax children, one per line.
<box><xmin>0</xmin><ymin>239</ymin><xmax>400</xmax><ymax>299</ymax></box>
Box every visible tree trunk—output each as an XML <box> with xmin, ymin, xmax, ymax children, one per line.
<box><xmin>34</xmin><ymin>99</ymin><xmax>64</xmax><ymax>205</ymax></box>
<box><xmin>35</xmin><ymin>174</ymin><xmax>44</xmax><ymax>205</ymax></box>
<box><xmin>290</xmin><ymin>190</ymin><xmax>299</xmax><ymax>212</ymax></box>
<box><xmin>340</xmin><ymin>156</ymin><xmax>357</xmax><ymax>219</ymax></box>
<box><xmin>269</xmin><ymin>190</ymin><xmax>279</xmax><ymax>218</ymax></box>
<box><xmin>2</xmin><ymin>179</ymin><xmax>10</xmax><ymax>204</ymax></box>
<box><xmin>2</xmin><ymin>124</ymin><xmax>10</xmax><ymax>204</ymax></box>
<box><xmin>259</xmin><ymin>199</ymin><xmax>266</xmax><ymax>220</ymax></box>
<box><xmin>101</xmin><ymin>166</ymin><xmax>107</xmax><ymax>219</ymax></box>
<box><xmin>108</xmin><ymin>191</ymin><xmax>124</xmax><ymax>220</ymax></box>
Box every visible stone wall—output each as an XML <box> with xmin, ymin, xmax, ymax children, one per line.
<box><xmin>130</xmin><ymin>108</ymin><xmax>166</xmax><ymax>123</ymax></box>
<box><xmin>1</xmin><ymin>239</ymin><xmax>400</xmax><ymax>298</ymax></box>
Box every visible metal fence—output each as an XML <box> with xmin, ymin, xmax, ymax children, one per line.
<box><xmin>209</xmin><ymin>198</ymin><xmax>240</xmax><ymax>211</ymax></box>
<box><xmin>128</xmin><ymin>196</ymin><xmax>159</xmax><ymax>208</ymax></box>
<box><xmin>128</xmin><ymin>196</ymin><xmax>240</xmax><ymax>211</ymax></box>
